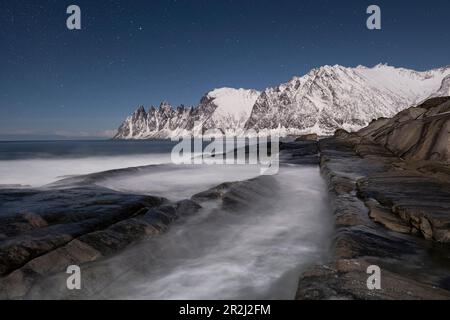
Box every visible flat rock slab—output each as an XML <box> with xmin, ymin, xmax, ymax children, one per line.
<box><xmin>0</xmin><ymin>185</ymin><xmax>204</xmax><ymax>299</ymax></box>
<box><xmin>0</xmin><ymin>186</ymin><xmax>164</xmax><ymax>276</ymax></box>
<box><xmin>357</xmin><ymin>173</ymin><xmax>450</xmax><ymax>242</ymax></box>
<box><xmin>297</xmin><ymin>137</ymin><xmax>450</xmax><ymax>300</ymax></box>
<box><xmin>280</xmin><ymin>141</ymin><xmax>319</xmax><ymax>165</ymax></box>
<box><xmin>297</xmin><ymin>259</ymin><xmax>450</xmax><ymax>300</ymax></box>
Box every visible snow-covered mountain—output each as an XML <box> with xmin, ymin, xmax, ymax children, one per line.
<box><xmin>246</xmin><ymin>64</ymin><xmax>450</xmax><ymax>136</ymax></box>
<box><xmin>430</xmin><ymin>75</ymin><xmax>450</xmax><ymax>98</ymax></box>
<box><xmin>205</xmin><ymin>88</ymin><xmax>261</xmax><ymax>135</ymax></box>
<box><xmin>114</xmin><ymin>88</ymin><xmax>260</xmax><ymax>139</ymax></box>
<box><xmin>114</xmin><ymin>64</ymin><xmax>450</xmax><ymax>139</ymax></box>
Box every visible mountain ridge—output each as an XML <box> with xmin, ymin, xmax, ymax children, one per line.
<box><xmin>114</xmin><ymin>64</ymin><xmax>450</xmax><ymax>139</ymax></box>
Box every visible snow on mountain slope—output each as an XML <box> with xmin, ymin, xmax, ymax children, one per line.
<box><xmin>114</xmin><ymin>88</ymin><xmax>260</xmax><ymax>139</ymax></box>
<box><xmin>245</xmin><ymin>64</ymin><xmax>450</xmax><ymax>135</ymax></box>
<box><xmin>357</xmin><ymin>64</ymin><xmax>448</xmax><ymax>99</ymax></box>
<box><xmin>114</xmin><ymin>64</ymin><xmax>450</xmax><ymax>139</ymax></box>
<box><xmin>208</xmin><ymin>88</ymin><xmax>260</xmax><ymax>119</ymax></box>
<box><xmin>205</xmin><ymin>88</ymin><xmax>261</xmax><ymax>134</ymax></box>
<box><xmin>430</xmin><ymin>75</ymin><xmax>450</xmax><ymax>98</ymax></box>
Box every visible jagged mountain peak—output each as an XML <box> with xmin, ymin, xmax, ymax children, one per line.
<box><xmin>114</xmin><ymin>87</ymin><xmax>260</xmax><ymax>139</ymax></box>
<box><xmin>245</xmin><ymin>64</ymin><xmax>450</xmax><ymax>135</ymax></box>
<box><xmin>114</xmin><ymin>64</ymin><xmax>450</xmax><ymax>139</ymax></box>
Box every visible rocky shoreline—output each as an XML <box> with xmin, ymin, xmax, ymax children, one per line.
<box><xmin>0</xmin><ymin>169</ymin><xmax>278</xmax><ymax>299</ymax></box>
<box><xmin>296</xmin><ymin>97</ymin><xmax>450</xmax><ymax>299</ymax></box>
<box><xmin>1</xmin><ymin>97</ymin><xmax>449</xmax><ymax>300</ymax></box>
<box><xmin>0</xmin><ymin>184</ymin><xmax>204</xmax><ymax>299</ymax></box>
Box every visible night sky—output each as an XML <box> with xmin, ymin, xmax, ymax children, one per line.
<box><xmin>1</xmin><ymin>0</ymin><xmax>449</xmax><ymax>140</ymax></box>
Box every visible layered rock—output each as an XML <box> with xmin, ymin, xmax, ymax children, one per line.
<box><xmin>359</xmin><ymin>97</ymin><xmax>450</xmax><ymax>163</ymax></box>
<box><xmin>0</xmin><ymin>171</ymin><xmax>283</xmax><ymax>299</ymax></box>
<box><xmin>296</xmin><ymin>97</ymin><xmax>450</xmax><ymax>300</ymax></box>
<box><xmin>0</xmin><ymin>179</ymin><xmax>202</xmax><ymax>299</ymax></box>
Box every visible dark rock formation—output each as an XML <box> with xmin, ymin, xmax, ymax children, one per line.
<box><xmin>0</xmin><ymin>157</ymin><xmax>283</xmax><ymax>299</ymax></box>
<box><xmin>0</xmin><ymin>186</ymin><xmax>202</xmax><ymax>299</ymax></box>
<box><xmin>295</xmin><ymin>134</ymin><xmax>318</xmax><ymax>142</ymax></box>
<box><xmin>297</xmin><ymin>97</ymin><xmax>450</xmax><ymax>300</ymax></box>
<box><xmin>359</xmin><ymin>97</ymin><xmax>450</xmax><ymax>163</ymax></box>
<box><xmin>279</xmin><ymin>141</ymin><xmax>319</xmax><ymax>165</ymax></box>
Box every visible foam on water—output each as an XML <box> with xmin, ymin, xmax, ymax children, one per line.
<box><xmin>57</xmin><ymin>165</ymin><xmax>333</xmax><ymax>300</ymax></box>
<box><xmin>1</xmin><ymin>140</ymin><xmax>333</xmax><ymax>299</ymax></box>
<box><xmin>0</xmin><ymin>154</ymin><xmax>171</xmax><ymax>187</ymax></box>
<box><xmin>97</xmin><ymin>164</ymin><xmax>263</xmax><ymax>201</ymax></box>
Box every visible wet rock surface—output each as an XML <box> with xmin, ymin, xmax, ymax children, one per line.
<box><xmin>0</xmin><ymin>184</ymin><xmax>203</xmax><ymax>299</ymax></box>
<box><xmin>0</xmin><ymin>187</ymin><xmax>162</xmax><ymax>275</ymax></box>
<box><xmin>297</xmin><ymin>97</ymin><xmax>450</xmax><ymax>300</ymax></box>
<box><xmin>0</xmin><ymin>160</ymin><xmax>280</xmax><ymax>299</ymax></box>
<box><xmin>295</xmin><ymin>134</ymin><xmax>318</xmax><ymax>142</ymax></box>
<box><xmin>14</xmin><ymin>174</ymin><xmax>287</xmax><ymax>300</ymax></box>
<box><xmin>2</xmin><ymin>97</ymin><xmax>449</xmax><ymax>300</ymax></box>
<box><xmin>280</xmin><ymin>141</ymin><xmax>319</xmax><ymax>165</ymax></box>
